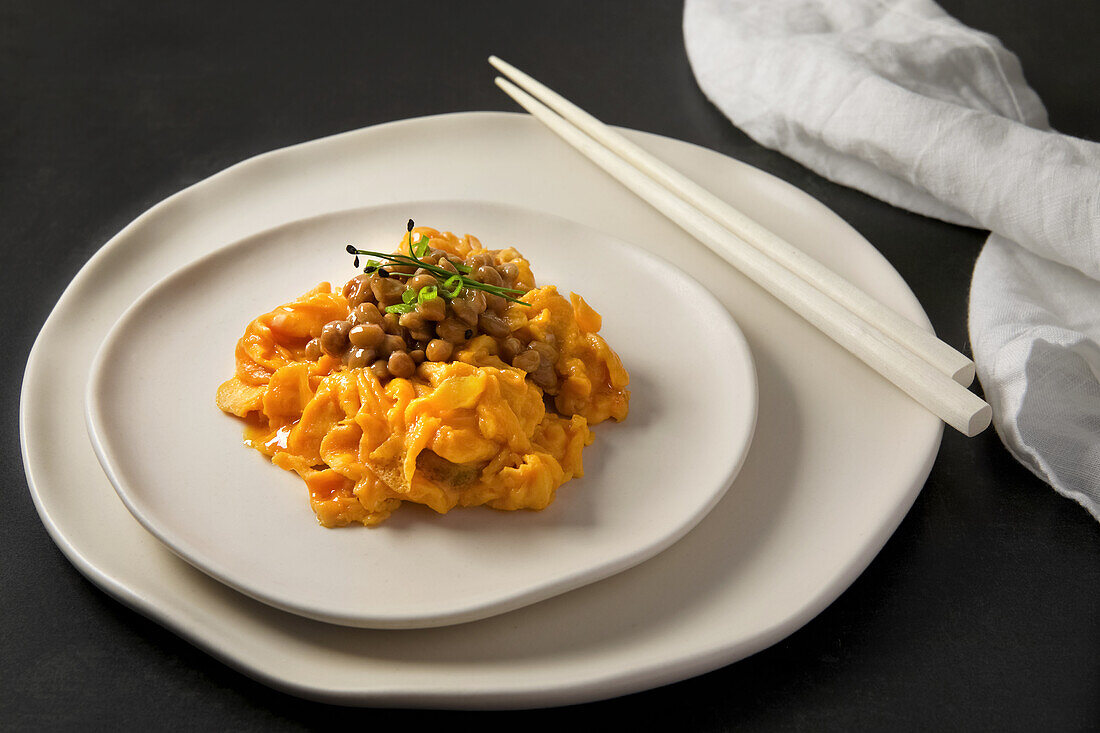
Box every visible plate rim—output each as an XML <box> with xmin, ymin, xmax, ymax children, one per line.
<box><xmin>82</xmin><ymin>197</ymin><xmax>759</xmax><ymax>629</ymax></box>
<box><xmin>19</xmin><ymin>110</ymin><xmax>942</xmax><ymax>708</ymax></box>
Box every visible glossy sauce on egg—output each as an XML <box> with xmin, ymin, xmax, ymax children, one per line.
<box><xmin>216</xmin><ymin>225</ymin><xmax>629</xmax><ymax>527</ymax></box>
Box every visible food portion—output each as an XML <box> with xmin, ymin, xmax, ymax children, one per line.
<box><xmin>216</xmin><ymin>222</ymin><xmax>629</xmax><ymax>526</ymax></box>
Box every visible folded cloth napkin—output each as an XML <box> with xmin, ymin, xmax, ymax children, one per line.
<box><xmin>684</xmin><ymin>0</ymin><xmax>1100</xmax><ymax>520</ymax></box>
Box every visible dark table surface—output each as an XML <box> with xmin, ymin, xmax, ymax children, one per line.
<box><xmin>4</xmin><ymin>1</ymin><xmax>1097</xmax><ymax>729</ymax></box>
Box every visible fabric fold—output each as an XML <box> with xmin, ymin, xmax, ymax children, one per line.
<box><xmin>684</xmin><ymin>0</ymin><xmax>1100</xmax><ymax>519</ymax></box>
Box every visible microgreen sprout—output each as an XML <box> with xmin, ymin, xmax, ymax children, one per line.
<box><xmin>345</xmin><ymin>220</ymin><xmax>529</xmax><ymax>305</ymax></box>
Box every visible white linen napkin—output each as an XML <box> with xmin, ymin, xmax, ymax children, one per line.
<box><xmin>684</xmin><ymin>0</ymin><xmax>1100</xmax><ymax>520</ymax></box>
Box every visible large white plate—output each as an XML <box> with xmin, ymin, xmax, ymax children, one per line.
<box><xmin>85</xmin><ymin>201</ymin><xmax>756</xmax><ymax>629</ymax></box>
<box><xmin>21</xmin><ymin>112</ymin><xmax>941</xmax><ymax>708</ymax></box>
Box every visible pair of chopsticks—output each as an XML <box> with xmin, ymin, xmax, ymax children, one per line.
<box><xmin>489</xmin><ymin>55</ymin><xmax>991</xmax><ymax>437</ymax></box>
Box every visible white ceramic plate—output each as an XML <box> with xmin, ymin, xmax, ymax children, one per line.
<box><xmin>85</xmin><ymin>201</ymin><xmax>757</xmax><ymax>629</ymax></box>
<box><xmin>21</xmin><ymin>112</ymin><xmax>942</xmax><ymax>707</ymax></box>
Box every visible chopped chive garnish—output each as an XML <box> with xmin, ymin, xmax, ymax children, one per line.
<box><xmin>414</xmin><ymin>235</ymin><xmax>430</xmax><ymax>258</ymax></box>
<box><xmin>442</xmin><ymin>275</ymin><xmax>463</xmax><ymax>298</ymax></box>
<box><xmin>417</xmin><ymin>285</ymin><xmax>438</xmax><ymax>303</ymax></box>
<box><xmin>385</xmin><ymin>303</ymin><xmax>416</xmax><ymax>314</ymax></box>
<box><xmin>401</xmin><ymin>288</ymin><xmax>417</xmax><ymax>305</ymax></box>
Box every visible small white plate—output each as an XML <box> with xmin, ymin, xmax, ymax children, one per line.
<box><xmin>85</xmin><ymin>201</ymin><xmax>757</xmax><ymax>629</ymax></box>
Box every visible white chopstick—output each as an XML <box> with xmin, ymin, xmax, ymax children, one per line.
<box><xmin>490</xmin><ymin>58</ymin><xmax>991</xmax><ymax>437</ymax></box>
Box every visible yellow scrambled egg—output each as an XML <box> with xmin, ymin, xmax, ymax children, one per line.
<box><xmin>216</xmin><ymin>243</ymin><xmax>629</xmax><ymax>527</ymax></box>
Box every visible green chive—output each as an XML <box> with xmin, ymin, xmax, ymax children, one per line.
<box><xmin>385</xmin><ymin>303</ymin><xmax>415</xmax><ymax>314</ymax></box>
<box><xmin>442</xmin><ymin>275</ymin><xmax>464</xmax><ymax>298</ymax></box>
<box><xmin>401</xmin><ymin>288</ymin><xmax>417</xmax><ymax>305</ymax></box>
<box><xmin>417</xmin><ymin>285</ymin><xmax>438</xmax><ymax>303</ymax></box>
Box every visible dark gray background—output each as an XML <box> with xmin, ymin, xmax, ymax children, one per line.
<box><xmin>3</xmin><ymin>1</ymin><xmax>1097</xmax><ymax>729</ymax></box>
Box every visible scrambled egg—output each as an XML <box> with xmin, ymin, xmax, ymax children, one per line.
<box><xmin>216</xmin><ymin>246</ymin><xmax>629</xmax><ymax>527</ymax></box>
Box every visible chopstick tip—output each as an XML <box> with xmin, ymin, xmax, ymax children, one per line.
<box><xmin>953</xmin><ymin>362</ymin><xmax>976</xmax><ymax>387</ymax></box>
<box><xmin>966</xmin><ymin>403</ymin><xmax>993</xmax><ymax>437</ymax></box>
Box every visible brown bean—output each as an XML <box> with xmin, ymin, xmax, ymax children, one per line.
<box><xmin>408</xmin><ymin>273</ymin><xmax>437</xmax><ymax>292</ymax></box>
<box><xmin>304</xmin><ymin>338</ymin><xmax>322</xmax><ymax>361</ymax></box>
<box><xmin>350</xmin><ymin>302</ymin><xmax>383</xmax><ymax>326</ymax></box>
<box><xmin>438</xmin><ymin>258</ymin><xmax>459</xmax><ymax>274</ymax></box>
<box><xmin>416</xmin><ymin>296</ymin><xmax>446</xmax><ymax>322</ymax></box>
<box><xmin>478</xmin><ymin>312</ymin><xmax>509</xmax><ymax>338</ymax></box>
<box><xmin>498</xmin><ymin>262</ymin><xmax>519</xmax><ymax>284</ymax></box>
<box><xmin>347</xmin><ymin>347</ymin><xmax>375</xmax><ymax>369</ymax></box>
<box><xmin>341</xmin><ymin>275</ymin><xmax>364</xmax><ymax>299</ymax></box>
<box><xmin>500</xmin><ymin>337</ymin><xmax>523</xmax><ymax>362</ymax></box>
<box><xmin>467</xmin><ymin>252</ymin><xmax>494</xmax><ymax>269</ymax></box>
<box><xmin>382</xmin><ymin>312</ymin><xmax>402</xmax><ymax>334</ymax></box>
<box><xmin>342</xmin><ymin>274</ymin><xmax>375</xmax><ymax>306</ymax></box>
<box><xmin>381</xmin><ymin>334</ymin><xmax>406</xmax><ymax>357</ymax></box>
<box><xmin>531</xmin><ymin>364</ymin><xmax>557</xmax><ymax>389</ymax></box>
<box><xmin>531</xmin><ymin>340</ymin><xmax>558</xmax><ymax>366</ymax></box>
<box><xmin>370</xmin><ymin>359</ymin><xmax>390</xmax><ymax>381</ymax></box>
<box><xmin>512</xmin><ymin>349</ymin><xmax>541</xmax><ymax>373</ymax></box>
<box><xmin>452</xmin><ymin>290</ymin><xmax>486</xmax><ymax>326</ymax></box>
<box><xmin>410</xmin><ymin>328</ymin><xmax>435</xmax><ymax>343</ymax></box>
<box><xmin>484</xmin><ymin>293</ymin><xmax>507</xmax><ymax>313</ymax></box>
<box><xmin>448</xmin><ymin>297</ymin><xmax>475</xmax><ymax>325</ymax></box>
<box><xmin>398</xmin><ymin>311</ymin><xmax>426</xmax><ymax>332</ymax></box>
<box><xmin>349</xmin><ymin>323</ymin><xmax>385</xmax><ymax>349</ymax></box>
<box><xmin>371</xmin><ymin>276</ymin><xmax>406</xmax><ymax>306</ymax></box>
<box><xmin>320</xmin><ymin>320</ymin><xmax>351</xmax><ymax>356</ymax></box>
<box><xmin>387</xmin><ymin>351</ymin><xmax>416</xmax><ymax>378</ymax></box>
<box><xmin>426</xmin><ymin>339</ymin><xmax>453</xmax><ymax>362</ymax></box>
<box><xmin>476</xmin><ymin>266</ymin><xmax>503</xmax><ymax>287</ymax></box>
<box><xmin>409</xmin><ymin>349</ymin><xmax>426</xmax><ymax>364</ymax></box>
<box><xmin>436</xmin><ymin>317</ymin><xmax>470</xmax><ymax>344</ymax></box>
<box><xmin>389</xmin><ymin>263</ymin><xmax>416</xmax><ymax>275</ymax></box>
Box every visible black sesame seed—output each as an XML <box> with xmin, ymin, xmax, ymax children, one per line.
<box><xmin>407</xmin><ymin>219</ymin><xmax>415</xmax><ymax>232</ymax></box>
<box><xmin>464</xmin><ymin>329</ymin><xmax>473</xmax><ymax>340</ymax></box>
<box><xmin>346</xmin><ymin>244</ymin><xmax>357</xmax><ymax>254</ymax></box>
<box><xmin>353</xmin><ymin>256</ymin><xmax>359</xmax><ymax>268</ymax></box>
